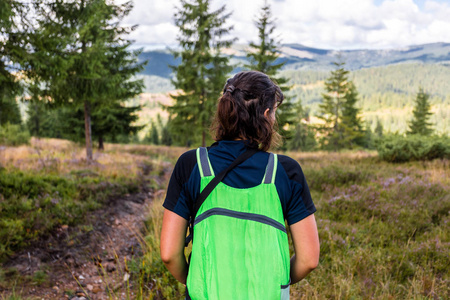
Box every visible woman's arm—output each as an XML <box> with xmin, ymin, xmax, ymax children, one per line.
<box><xmin>289</xmin><ymin>213</ymin><xmax>320</xmax><ymax>284</ymax></box>
<box><xmin>160</xmin><ymin>209</ymin><xmax>189</xmax><ymax>284</ymax></box>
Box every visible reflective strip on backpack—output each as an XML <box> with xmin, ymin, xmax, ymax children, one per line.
<box><xmin>197</xmin><ymin>147</ymin><xmax>214</xmax><ymax>177</ymax></box>
<box><xmin>262</xmin><ymin>153</ymin><xmax>278</xmax><ymax>184</ymax></box>
<box><xmin>194</xmin><ymin>207</ymin><xmax>287</xmax><ymax>233</ymax></box>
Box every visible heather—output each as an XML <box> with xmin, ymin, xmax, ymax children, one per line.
<box><xmin>0</xmin><ymin>141</ymin><xmax>448</xmax><ymax>299</ymax></box>
<box><xmin>0</xmin><ymin>139</ymin><xmax>182</xmax><ymax>262</ymax></box>
<box><xmin>136</xmin><ymin>149</ymin><xmax>449</xmax><ymax>299</ymax></box>
<box><xmin>287</xmin><ymin>151</ymin><xmax>449</xmax><ymax>299</ymax></box>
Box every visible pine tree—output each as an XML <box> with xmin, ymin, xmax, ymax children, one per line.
<box><xmin>0</xmin><ymin>1</ymin><xmax>26</xmax><ymax>126</ymax></box>
<box><xmin>25</xmin><ymin>0</ymin><xmax>144</xmax><ymax>159</ymax></box>
<box><xmin>318</xmin><ymin>61</ymin><xmax>364</xmax><ymax>150</ymax></box>
<box><xmin>145</xmin><ymin>119</ymin><xmax>160</xmax><ymax>145</ymax></box>
<box><xmin>169</xmin><ymin>0</ymin><xmax>234</xmax><ymax>147</ymax></box>
<box><xmin>340</xmin><ymin>81</ymin><xmax>365</xmax><ymax>148</ymax></box>
<box><xmin>244</xmin><ymin>1</ymin><xmax>295</xmax><ymax>145</ymax></box>
<box><xmin>45</xmin><ymin>102</ymin><xmax>143</xmax><ymax>149</ymax></box>
<box><xmin>286</xmin><ymin>101</ymin><xmax>316</xmax><ymax>151</ymax></box>
<box><xmin>0</xmin><ymin>97</ymin><xmax>22</xmax><ymax>126</ymax></box>
<box><xmin>407</xmin><ymin>88</ymin><xmax>433</xmax><ymax>136</ymax></box>
<box><xmin>161</xmin><ymin>115</ymin><xmax>173</xmax><ymax>146</ymax></box>
<box><xmin>374</xmin><ymin>117</ymin><xmax>383</xmax><ymax>137</ymax></box>
<box><xmin>26</xmin><ymin>102</ymin><xmax>57</xmax><ymax>137</ymax></box>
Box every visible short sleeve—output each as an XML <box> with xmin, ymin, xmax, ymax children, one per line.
<box><xmin>276</xmin><ymin>155</ymin><xmax>316</xmax><ymax>225</ymax></box>
<box><xmin>163</xmin><ymin>149</ymin><xmax>197</xmax><ymax>215</ymax></box>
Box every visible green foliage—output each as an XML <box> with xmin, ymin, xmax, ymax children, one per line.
<box><xmin>168</xmin><ymin>0</ymin><xmax>234</xmax><ymax>147</ymax></box>
<box><xmin>281</xmin><ymin>63</ymin><xmax>450</xmax><ymax>135</ymax></box>
<box><xmin>0</xmin><ymin>169</ymin><xmax>137</xmax><ymax>261</ymax></box>
<box><xmin>0</xmin><ymin>123</ymin><xmax>30</xmax><ymax>146</ymax></box>
<box><xmin>286</xmin><ymin>122</ymin><xmax>317</xmax><ymax>151</ymax></box>
<box><xmin>407</xmin><ymin>88</ymin><xmax>434</xmax><ymax>136</ymax></box>
<box><xmin>24</xmin><ymin>0</ymin><xmax>144</xmax><ymax>159</ymax></box>
<box><xmin>31</xmin><ymin>270</ymin><xmax>48</xmax><ymax>286</ymax></box>
<box><xmin>377</xmin><ymin>134</ymin><xmax>450</xmax><ymax>162</ymax></box>
<box><xmin>374</xmin><ymin>117</ymin><xmax>383</xmax><ymax>137</ymax></box>
<box><xmin>145</xmin><ymin>119</ymin><xmax>160</xmax><ymax>145</ymax></box>
<box><xmin>26</xmin><ymin>99</ymin><xmax>142</xmax><ymax>149</ymax></box>
<box><xmin>245</xmin><ymin>2</ymin><xmax>284</xmax><ymax>75</ymax></box>
<box><xmin>26</xmin><ymin>102</ymin><xmax>63</xmax><ymax>138</ymax></box>
<box><xmin>0</xmin><ymin>97</ymin><xmax>22</xmax><ymax>126</ymax></box>
<box><xmin>0</xmin><ymin>1</ymin><xmax>26</xmax><ymax>125</ymax></box>
<box><xmin>244</xmin><ymin>2</ymin><xmax>296</xmax><ymax>145</ymax></box>
<box><xmin>318</xmin><ymin>61</ymin><xmax>365</xmax><ymax>150</ymax></box>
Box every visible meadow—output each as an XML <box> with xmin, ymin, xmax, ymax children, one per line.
<box><xmin>0</xmin><ymin>139</ymin><xmax>449</xmax><ymax>299</ymax></box>
<box><xmin>141</xmin><ymin>148</ymin><xmax>450</xmax><ymax>299</ymax></box>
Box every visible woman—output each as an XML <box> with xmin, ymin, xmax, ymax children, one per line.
<box><xmin>161</xmin><ymin>71</ymin><xmax>319</xmax><ymax>299</ymax></box>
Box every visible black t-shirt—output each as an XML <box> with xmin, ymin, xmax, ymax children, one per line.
<box><xmin>163</xmin><ymin>140</ymin><xmax>316</xmax><ymax>225</ymax></box>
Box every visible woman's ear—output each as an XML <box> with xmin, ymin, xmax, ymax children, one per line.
<box><xmin>264</xmin><ymin>108</ymin><xmax>275</xmax><ymax>125</ymax></box>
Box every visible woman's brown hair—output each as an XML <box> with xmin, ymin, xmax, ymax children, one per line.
<box><xmin>211</xmin><ymin>71</ymin><xmax>284</xmax><ymax>151</ymax></box>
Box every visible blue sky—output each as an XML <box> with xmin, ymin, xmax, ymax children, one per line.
<box><xmin>121</xmin><ymin>0</ymin><xmax>450</xmax><ymax>50</ymax></box>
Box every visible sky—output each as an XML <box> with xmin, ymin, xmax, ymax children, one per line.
<box><xmin>120</xmin><ymin>0</ymin><xmax>450</xmax><ymax>50</ymax></box>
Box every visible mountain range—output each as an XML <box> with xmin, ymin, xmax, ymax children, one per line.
<box><xmin>134</xmin><ymin>42</ymin><xmax>450</xmax><ymax>135</ymax></box>
<box><xmin>138</xmin><ymin>42</ymin><xmax>450</xmax><ymax>79</ymax></box>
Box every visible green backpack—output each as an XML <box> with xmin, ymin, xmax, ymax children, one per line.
<box><xmin>186</xmin><ymin>147</ymin><xmax>290</xmax><ymax>300</ymax></box>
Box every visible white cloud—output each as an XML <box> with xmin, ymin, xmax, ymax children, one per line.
<box><xmin>121</xmin><ymin>0</ymin><xmax>450</xmax><ymax>49</ymax></box>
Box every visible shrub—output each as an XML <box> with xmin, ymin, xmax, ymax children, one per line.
<box><xmin>0</xmin><ymin>169</ymin><xmax>138</xmax><ymax>261</ymax></box>
<box><xmin>0</xmin><ymin>123</ymin><xmax>30</xmax><ymax>146</ymax></box>
<box><xmin>377</xmin><ymin>134</ymin><xmax>450</xmax><ymax>162</ymax></box>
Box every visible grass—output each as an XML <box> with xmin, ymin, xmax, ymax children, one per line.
<box><xmin>1</xmin><ymin>139</ymin><xmax>448</xmax><ymax>299</ymax></box>
<box><xmin>287</xmin><ymin>151</ymin><xmax>449</xmax><ymax>299</ymax></box>
<box><xmin>0</xmin><ymin>138</ymin><xmax>186</xmax><ymax>262</ymax></box>
<box><xmin>138</xmin><ymin>148</ymin><xmax>449</xmax><ymax>299</ymax></box>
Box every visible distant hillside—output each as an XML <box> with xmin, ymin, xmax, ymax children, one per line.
<box><xmin>135</xmin><ymin>43</ymin><xmax>450</xmax><ymax>135</ymax></box>
<box><xmin>138</xmin><ymin>42</ymin><xmax>450</xmax><ymax>80</ymax></box>
<box><xmin>284</xmin><ymin>63</ymin><xmax>450</xmax><ymax>134</ymax></box>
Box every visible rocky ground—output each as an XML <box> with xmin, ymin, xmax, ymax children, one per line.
<box><xmin>0</xmin><ymin>187</ymin><xmax>165</xmax><ymax>300</ymax></box>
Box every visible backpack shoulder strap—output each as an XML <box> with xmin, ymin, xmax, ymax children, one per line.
<box><xmin>196</xmin><ymin>147</ymin><xmax>215</xmax><ymax>177</ymax></box>
<box><xmin>261</xmin><ymin>153</ymin><xmax>278</xmax><ymax>184</ymax></box>
<box><xmin>185</xmin><ymin>147</ymin><xmax>259</xmax><ymax>247</ymax></box>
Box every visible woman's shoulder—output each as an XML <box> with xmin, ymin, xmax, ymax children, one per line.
<box><xmin>276</xmin><ymin>154</ymin><xmax>306</xmax><ymax>182</ymax></box>
<box><xmin>177</xmin><ymin>148</ymin><xmax>197</xmax><ymax>162</ymax></box>
<box><xmin>172</xmin><ymin>149</ymin><xmax>198</xmax><ymax>179</ymax></box>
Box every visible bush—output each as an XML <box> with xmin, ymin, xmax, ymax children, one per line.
<box><xmin>0</xmin><ymin>123</ymin><xmax>30</xmax><ymax>146</ymax></box>
<box><xmin>0</xmin><ymin>169</ymin><xmax>138</xmax><ymax>261</ymax></box>
<box><xmin>377</xmin><ymin>134</ymin><xmax>450</xmax><ymax>162</ymax></box>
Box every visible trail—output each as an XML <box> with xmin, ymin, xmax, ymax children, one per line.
<box><xmin>1</xmin><ymin>165</ymin><xmax>171</xmax><ymax>300</ymax></box>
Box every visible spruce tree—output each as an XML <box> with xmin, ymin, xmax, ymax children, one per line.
<box><xmin>374</xmin><ymin>117</ymin><xmax>383</xmax><ymax>137</ymax></box>
<box><xmin>0</xmin><ymin>1</ymin><xmax>26</xmax><ymax>126</ymax></box>
<box><xmin>245</xmin><ymin>1</ymin><xmax>295</xmax><ymax>145</ymax></box>
<box><xmin>340</xmin><ymin>81</ymin><xmax>365</xmax><ymax>147</ymax></box>
<box><xmin>169</xmin><ymin>0</ymin><xmax>234</xmax><ymax>147</ymax></box>
<box><xmin>45</xmin><ymin>102</ymin><xmax>143</xmax><ymax>149</ymax></box>
<box><xmin>286</xmin><ymin>101</ymin><xmax>316</xmax><ymax>151</ymax></box>
<box><xmin>0</xmin><ymin>97</ymin><xmax>22</xmax><ymax>126</ymax></box>
<box><xmin>26</xmin><ymin>102</ymin><xmax>50</xmax><ymax>137</ymax></box>
<box><xmin>25</xmin><ymin>0</ymin><xmax>144</xmax><ymax>159</ymax></box>
<box><xmin>407</xmin><ymin>88</ymin><xmax>433</xmax><ymax>136</ymax></box>
<box><xmin>318</xmin><ymin>61</ymin><xmax>364</xmax><ymax>150</ymax></box>
<box><xmin>145</xmin><ymin>119</ymin><xmax>160</xmax><ymax>145</ymax></box>
<box><xmin>161</xmin><ymin>115</ymin><xmax>173</xmax><ymax>146</ymax></box>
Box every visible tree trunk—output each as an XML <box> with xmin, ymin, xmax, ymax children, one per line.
<box><xmin>35</xmin><ymin>105</ymin><xmax>40</xmax><ymax>137</ymax></box>
<box><xmin>84</xmin><ymin>100</ymin><xmax>93</xmax><ymax>160</ymax></box>
<box><xmin>98</xmin><ymin>135</ymin><xmax>104</xmax><ymax>151</ymax></box>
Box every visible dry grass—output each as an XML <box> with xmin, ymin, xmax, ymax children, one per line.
<box><xmin>0</xmin><ymin>138</ymin><xmax>187</xmax><ymax>180</ymax></box>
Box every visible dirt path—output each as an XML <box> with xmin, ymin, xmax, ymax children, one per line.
<box><xmin>1</xmin><ymin>188</ymin><xmax>165</xmax><ymax>300</ymax></box>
